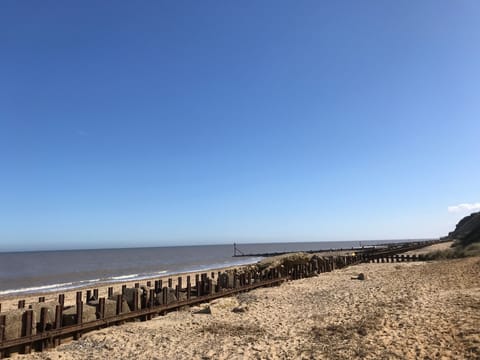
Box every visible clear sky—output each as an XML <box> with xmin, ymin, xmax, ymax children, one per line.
<box><xmin>1</xmin><ymin>1</ymin><xmax>479</xmax><ymax>251</ymax></box>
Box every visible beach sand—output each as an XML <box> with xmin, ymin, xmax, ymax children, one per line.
<box><xmin>10</xmin><ymin>245</ymin><xmax>479</xmax><ymax>359</ymax></box>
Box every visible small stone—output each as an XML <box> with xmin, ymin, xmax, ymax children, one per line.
<box><xmin>232</xmin><ymin>305</ymin><xmax>248</xmax><ymax>313</ymax></box>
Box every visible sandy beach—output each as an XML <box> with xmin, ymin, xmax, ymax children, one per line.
<box><xmin>8</xmin><ymin>244</ymin><xmax>479</xmax><ymax>360</ymax></box>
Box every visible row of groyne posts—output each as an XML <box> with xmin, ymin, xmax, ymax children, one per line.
<box><xmin>0</xmin><ymin>239</ymin><xmax>442</xmax><ymax>358</ymax></box>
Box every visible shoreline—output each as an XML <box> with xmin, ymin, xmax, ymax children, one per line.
<box><xmin>0</xmin><ymin>247</ymin><xmax>364</xmax><ymax>312</ymax></box>
<box><xmin>0</xmin><ymin>257</ymin><xmax>262</xmax><ymax>298</ymax></box>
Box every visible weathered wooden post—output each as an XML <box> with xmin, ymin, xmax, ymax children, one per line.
<box><xmin>162</xmin><ymin>287</ymin><xmax>168</xmax><ymax>305</ymax></box>
<box><xmin>54</xmin><ymin>304</ymin><xmax>63</xmax><ymax>346</ymax></box>
<box><xmin>38</xmin><ymin>307</ymin><xmax>49</xmax><ymax>351</ymax></box>
<box><xmin>18</xmin><ymin>300</ymin><xmax>25</xmax><ymax>309</ymax></box>
<box><xmin>22</xmin><ymin>309</ymin><xmax>33</xmax><ymax>354</ymax></box>
<box><xmin>168</xmin><ymin>278</ymin><xmax>173</xmax><ymax>289</ymax></box>
<box><xmin>93</xmin><ymin>289</ymin><xmax>99</xmax><ymax>299</ymax></box>
<box><xmin>99</xmin><ymin>298</ymin><xmax>105</xmax><ymax>319</ymax></box>
<box><xmin>116</xmin><ymin>295</ymin><xmax>123</xmax><ymax>315</ymax></box>
<box><xmin>133</xmin><ymin>289</ymin><xmax>139</xmax><ymax>311</ymax></box>
<box><xmin>208</xmin><ymin>279</ymin><xmax>214</xmax><ymax>295</ymax></box>
<box><xmin>75</xmin><ymin>292</ymin><xmax>83</xmax><ymax>340</ymax></box>
<box><xmin>146</xmin><ymin>281</ymin><xmax>152</xmax><ymax>287</ymax></box>
<box><xmin>175</xmin><ymin>285</ymin><xmax>180</xmax><ymax>300</ymax></box>
<box><xmin>186</xmin><ymin>276</ymin><xmax>191</xmax><ymax>300</ymax></box>
<box><xmin>108</xmin><ymin>287</ymin><xmax>114</xmax><ymax>298</ymax></box>
<box><xmin>149</xmin><ymin>289</ymin><xmax>155</xmax><ymax>308</ymax></box>
<box><xmin>0</xmin><ymin>314</ymin><xmax>6</xmax><ymax>358</ymax></box>
<box><xmin>38</xmin><ymin>296</ymin><xmax>45</xmax><ymax>303</ymax></box>
<box><xmin>177</xmin><ymin>277</ymin><xmax>183</xmax><ymax>293</ymax></box>
<box><xmin>196</xmin><ymin>280</ymin><xmax>202</xmax><ymax>297</ymax></box>
<box><xmin>233</xmin><ymin>270</ymin><xmax>238</xmax><ymax>288</ymax></box>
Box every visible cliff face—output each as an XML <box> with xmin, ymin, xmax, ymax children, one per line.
<box><xmin>448</xmin><ymin>211</ymin><xmax>480</xmax><ymax>246</ymax></box>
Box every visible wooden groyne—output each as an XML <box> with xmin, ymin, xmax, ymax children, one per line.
<box><xmin>233</xmin><ymin>239</ymin><xmax>444</xmax><ymax>258</ymax></box>
<box><xmin>0</xmin><ymin>240</ymin><xmax>441</xmax><ymax>358</ymax></box>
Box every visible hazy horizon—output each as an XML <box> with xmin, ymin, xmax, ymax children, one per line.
<box><xmin>0</xmin><ymin>237</ymin><xmax>438</xmax><ymax>253</ymax></box>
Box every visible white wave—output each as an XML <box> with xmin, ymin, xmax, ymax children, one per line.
<box><xmin>0</xmin><ymin>278</ymin><xmax>104</xmax><ymax>296</ymax></box>
<box><xmin>109</xmin><ymin>274</ymin><xmax>140</xmax><ymax>281</ymax></box>
<box><xmin>0</xmin><ymin>282</ymin><xmax>75</xmax><ymax>296</ymax></box>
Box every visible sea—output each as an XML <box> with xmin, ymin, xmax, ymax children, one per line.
<box><xmin>0</xmin><ymin>240</ymin><xmax>420</xmax><ymax>296</ymax></box>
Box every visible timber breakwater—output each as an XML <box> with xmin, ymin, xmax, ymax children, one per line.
<box><xmin>0</xmin><ymin>239</ymin><xmax>445</xmax><ymax>358</ymax></box>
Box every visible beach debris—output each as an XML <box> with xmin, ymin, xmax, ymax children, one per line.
<box><xmin>351</xmin><ymin>273</ymin><xmax>366</xmax><ymax>281</ymax></box>
<box><xmin>193</xmin><ymin>304</ymin><xmax>212</xmax><ymax>315</ymax></box>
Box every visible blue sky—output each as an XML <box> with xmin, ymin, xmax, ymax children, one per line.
<box><xmin>1</xmin><ymin>1</ymin><xmax>479</xmax><ymax>251</ymax></box>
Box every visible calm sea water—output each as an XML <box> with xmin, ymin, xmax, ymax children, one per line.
<box><xmin>0</xmin><ymin>240</ymin><xmax>417</xmax><ymax>296</ymax></box>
